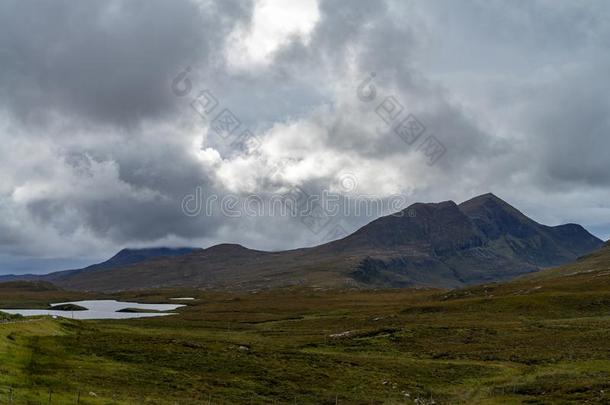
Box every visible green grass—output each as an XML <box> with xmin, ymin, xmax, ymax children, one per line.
<box><xmin>0</xmin><ymin>285</ymin><xmax>609</xmax><ymax>404</ymax></box>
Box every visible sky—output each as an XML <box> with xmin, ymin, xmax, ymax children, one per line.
<box><xmin>1</xmin><ymin>0</ymin><xmax>609</xmax><ymax>274</ymax></box>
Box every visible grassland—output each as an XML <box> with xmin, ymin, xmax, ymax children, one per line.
<box><xmin>1</xmin><ymin>273</ymin><xmax>609</xmax><ymax>405</ymax></box>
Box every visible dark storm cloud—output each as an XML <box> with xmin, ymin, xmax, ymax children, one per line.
<box><xmin>0</xmin><ymin>0</ymin><xmax>252</xmax><ymax>126</ymax></box>
<box><xmin>514</xmin><ymin>62</ymin><xmax>610</xmax><ymax>188</ymax></box>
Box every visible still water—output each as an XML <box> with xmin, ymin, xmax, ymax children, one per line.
<box><xmin>1</xmin><ymin>300</ymin><xmax>185</xmax><ymax>320</ymax></box>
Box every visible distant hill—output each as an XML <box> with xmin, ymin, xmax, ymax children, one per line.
<box><xmin>38</xmin><ymin>193</ymin><xmax>602</xmax><ymax>292</ymax></box>
<box><xmin>0</xmin><ymin>247</ymin><xmax>201</xmax><ymax>285</ymax></box>
<box><xmin>46</xmin><ymin>247</ymin><xmax>203</xmax><ymax>280</ymax></box>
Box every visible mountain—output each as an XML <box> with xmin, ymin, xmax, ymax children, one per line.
<box><xmin>26</xmin><ymin>194</ymin><xmax>604</xmax><ymax>291</ymax></box>
<box><xmin>326</xmin><ymin>194</ymin><xmax>602</xmax><ymax>287</ymax></box>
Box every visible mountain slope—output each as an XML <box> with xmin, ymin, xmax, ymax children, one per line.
<box><xmin>45</xmin><ymin>194</ymin><xmax>603</xmax><ymax>291</ymax></box>
<box><xmin>444</xmin><ymin>240</ymin><xmax>610</xmax><ymax>301</ymax></box>
<box><xmin>521</xmin><ymin>240</ymin><xmax>610</xmax><ymax>284</ymax></box>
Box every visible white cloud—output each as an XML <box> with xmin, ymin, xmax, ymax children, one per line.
<box><xmin>226</xmin><ymin>0</ymin><xmax>320</xmax><ymax>69</ymax></box>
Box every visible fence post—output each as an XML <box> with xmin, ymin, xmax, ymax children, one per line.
<box><xmin>48</xmin><ymin>388</ymin><xmax>52</xmax><ymax>404</ymax></box>
<box><xmin>77</xmin><ymin>389</ymin><xmax>81</xmax><ymax>404</ymax></box>
<box><xmin>8</xmin><ymin>386</ymin><xmax>13</xmax><ymax>404</ymax></box>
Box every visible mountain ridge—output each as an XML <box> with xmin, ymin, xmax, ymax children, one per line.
<box><xmin>2</xmin><ymin>194</ymin><xmax>603</xmax><ymax>291</ymax></box>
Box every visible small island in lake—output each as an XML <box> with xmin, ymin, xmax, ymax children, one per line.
<box><xmin>51</xmin><ymin>304</ymin><xmax>88</xmax><ymax>311</ymax></box>
<box><xmin>117</xmin><ymin>308</ymin><xmax>165</xmax><ymax>313</ymax></box>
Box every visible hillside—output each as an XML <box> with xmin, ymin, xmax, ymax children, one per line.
<box><xmin>443</xmin><ymin>240</ymin><xmax>610</xmax><ymax>301</ymax></box>
<box><xmin>43</xmin><ymin>193</ymin><xmax>603</xmax><ymax>292</ymax></box>
<box><xmin>523</xmin><ymin>240</ymin><xmax>610</xmax><ymax>282</ymax></box>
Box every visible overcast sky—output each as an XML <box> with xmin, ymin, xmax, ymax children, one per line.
<box><xmin>1</xmin><ymin>0</ymin><xmax>609</xmax><ymax>274</ymax></box>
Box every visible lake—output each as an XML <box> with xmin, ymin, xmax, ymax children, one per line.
<box><xmin>0</xmin><ymin>300</ymin><xmax>185</xmax><ymax>320</ymax></box>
